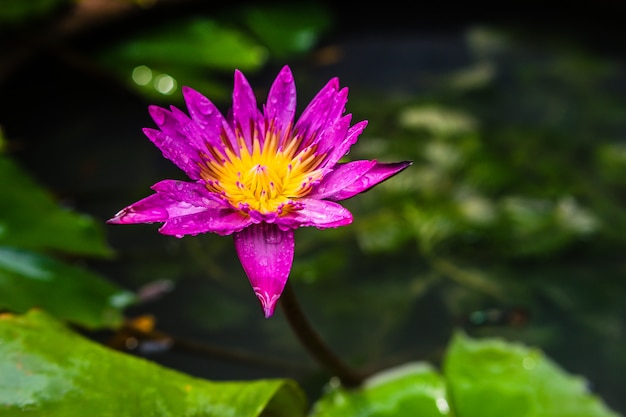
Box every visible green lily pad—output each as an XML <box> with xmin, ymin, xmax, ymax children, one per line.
<box><xmin>310</xmin><ymin>362</ymin><xmax>450</xmax><ymax>417</ymax></box>
<box><xmin>0</xmin><ymin>156</ymin><xmax>112</xmax><ymax>257</ymax></box>
<box><xmin>0</xmin><ymin>309</ymin><xmax>307</xmax><ymax>416</ymax></box>
<box><xmin>443</xmin><ymin>331</ymin><xmax>620</xmax><ymax>417</ymax></box>
<box><xmin>0</xmin><ymin>246</ymin><xmax>135</xmax><ymax>329</ymax></box>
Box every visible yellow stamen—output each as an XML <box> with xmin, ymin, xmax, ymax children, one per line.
<box><xmin>200</xmin><ymin>131</ymin><xmax>325</xmax><ymax>214</ymax></box>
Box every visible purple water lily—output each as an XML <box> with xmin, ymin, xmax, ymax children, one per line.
<box><xmin>108</xmin><ymin>65</ymin><xmax>411</xmax><ymax>317</ymax></box>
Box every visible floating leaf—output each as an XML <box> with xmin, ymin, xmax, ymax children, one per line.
<box><xmin>0</xmin><ymin>309</ymin><xmax>307</xmax><ymax>417</ymax></box>
<box><xmin>0</xmin><ymin>156</ymin><xmax>112</xmax><ymax>257</ymax></box>
<box><xmin>310</xmin><ymin>362</ymin><xmax>450</xmax><ymax>417</ymax></box>
<box><xmin>443</xmin><ymin>331</ymin><xmax>620</xmax><ymax>417</ymax></box>
<box><xmin>0</xmin><ymin>247</ymin><xmax>135</xmax><ymax>329</ymax></box>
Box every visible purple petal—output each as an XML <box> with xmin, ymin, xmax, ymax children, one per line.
<box><xmin>232</xmin><ymin>70</ymin><xmax>258</xmax><ymax>151</ymax></box>
<box><xmin>233</xmin><ymin>223</ymin><xmax>294</xmax><ymax>318</ymax></box>
<box><xmin>308</xmin><ymin>160</ymin><xmax>377</xmax><ymax>199</ymax></box>
<box><xmin>159</xmin><ymin>208</ymin><xmax>252</xmax><ymax>237</ymax></box>
<box><xmin>107</xmin><ymin>180</ymin><xmax>231</xmax><ymax>227</ymax></box>
<box><xmin>326</xmin><ymin>161</ymin><xmax>413</xmax><ymax>201</ymax></box>
<box><xmin>314</xmin><ymin>115</ymin><xmax>352</xmax><ymax>159</ymax></box>
<box><xmin>294</xmin><ymin>78</ymin><xmax>346</xmax><ymax>146</ymax></box>
<box><xmin>107</xmin><ymin>194</ymin><xmax>170</xmax><ymax>224</ymax></box>
<box><xmin>265</xmin><ymin>65</ymin><xmax>296</xmax><ymax>138</ymax></box>
<box><xmin>142</xmin><ymin>128</ymin><xmax>202</xmax><ymax>180</ymax></box>
<box><xmin>277</xmin><ymin>198</ymin><xmax>353</xmax><ymax>229</ymax></box>
<box><xmin>150</xmin><ymin>179</ymin><xmax>224</xmax><ymax>206</ymax></box>
<box><xmin>182</xmin><ymin>86</ymin><xmax>237</xmax><ymax>151</ymax></box>
<box><xmin>322</xmin><ymin>120</ymin><xmax>368</xmax><ymax>168</ymax></box>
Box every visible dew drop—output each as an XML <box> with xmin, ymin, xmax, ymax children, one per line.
<box><xmin>263</xmin><ymin>227</ymin><xmax>283</xmax><ymax>244</ymax></box>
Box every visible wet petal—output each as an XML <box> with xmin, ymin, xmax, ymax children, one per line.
<box><xmin>322</xmin><ymin>120</ymin><xmax>368</xmax><ymax>168</ymax></box>
<box><xmin>107</xmin><ymin>180</ymin><xmax>227</xmax><ymax>225</ymax></box>
<box><xmin>265</xmin><ymin>65</ymin><xmax>296</xmax><ymax>137</ymax></box>
<box><xmin>160</xmin><ymin>208</ymin><xmax>253</xmax><ymax>237</ymax></box>
<box><xmin>294</xmin><ymin>78</ymin><xmax>345</xmax><ymax>145</ymax></box>
<box><xmin>314</xmin><ymin>115</ymin><xmax>352</xmax><ymax>158</ymax></box>
<box><xmin>142</xmin><ymin>128</ymin><xmax>202</xmax><ymax>179</ymax></box>
<box><xmin>234</xmin><ymin>223</ymin><xmax>294</xmax><ymax>318</ymax></box>
<box><xmin>278</xmin><ymin>198</ymin><xmax>353</xmax><ymax>229</ymax></box>
<box><xmin>182</xmin><ymin>86</ymin><xmax>237</xmax><ymax>150</ymax></box>
<box><xmin>309</xmin><ymin>160</ymin><xmax>377</xmax><ymax>199</ymax></box>
<box><xmin>232</xmin><ymin>69</ymin><xmax>258</xmax><ymax>150</ymax></box>
<box><xmin>107</xmin><ymin>192</ymin><xmax>205</xmax><ymax>225</ymax></box>
<box><xmin>325</xmin><ymin>161</ymin><xmax>413</xmax><ymax>201</ymax></box>
<box><xmin>151</xmin><ymin>179</ymin><xmax>224</xmax><ymax>206</ymax></box>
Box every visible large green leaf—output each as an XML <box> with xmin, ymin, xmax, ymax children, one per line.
<box><xmin>0</xmin><ymin>309</ymin><xmax>307</xmax><ymax>416</ymax></box>
<box><xmin>0</xmin><ymin>246</ymin><xmax>135</xmax><ymax>329</ymax></box>
<box><xmin>310</xmin><ymin>362</ymin><xmax>450</xmax><ymax>417</ymax></box>
<box><xmin>444</xmin><ymin>331</ymin><xmax>621</xmax><ymax>417</ymax></box>
<box><xmin>0</xmin><ymin>156</ymin><xmax>112</xmax><ymax>257</ymax></box>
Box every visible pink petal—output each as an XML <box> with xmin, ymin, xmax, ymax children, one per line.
<box><xmin>159</xmin><ymin>209</ymin><xmax>252</xmax><ymax>237</ymax></box>
<box><xmin>277</xmin><ymin>198</ymin><xmax>353</xmax><ymax>229</ymax></box>
<box><xmin>142</xmin><ymin>128</ymin><xmax>202</xmax><ymax>180</ymax></box>
<box><xmin>233</xmin><ymin>223</ymin><xmax>294</xmax><ymax>318</ymax></box>
<box><xmin>314</xmin><ymin>115</ymin><xmax>352</xmax><ymax>158</ymax></box>
<box><xmin>308</xmin><ymin>160</ymin><xmax>377</xmax><ymax>199</ymax></box>
<box><xmin>107</xmin><ymin>192</ymin><xmax>206</xmax><ymax>225</ymax></box>
<box><xmin>323</xmin><ymin>120</ymin><xmax>368</xmax><ymax>168</ymax></box>
<box><xmin>326</xmin><ymin>161</ymin><xmax>413</xmax><ymax>201</ymax></box>
<box><xmin>182</xmin><ymin>86</ymin><xmax>237</xmax><ymax>151</ymax></box>
<box><xmin>294</xmin><ymin>78</ymin><xmax>345</xmax><ymax>146</ymax></box>
<box><xmin>107</xmin><ymin>180</ymin><xmax>230</xmax><ymax>226</ymax></box>
<box><xmin>232</xmin><ymin>70</ymin><xmax>258</xmax><ymax>151</ymax></box>
<box><xmin>151</xmin><ymin>179</ymin><xmax>224</xmax><ymax>207</ymax></box>
<box><xmin>265</xmin><ymin>65</ymin><xmax>296</xmax><ymax>138</ymax></box>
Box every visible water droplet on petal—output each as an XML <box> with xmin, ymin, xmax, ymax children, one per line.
<box><xmin>263</xmin><ymin>226</ymin><xmax>283</xmax><ymax>244</ymax></box>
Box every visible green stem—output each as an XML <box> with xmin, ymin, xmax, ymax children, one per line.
<box><xmin>279</xmin><ymin>280</ymin><xmax>366</xmax><ymax>388</ymax></box>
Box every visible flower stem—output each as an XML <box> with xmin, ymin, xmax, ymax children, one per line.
<box><xmin>279</xmin><ymin>280</ymin><xmax>366</xmax><ymax>388</ymax></box>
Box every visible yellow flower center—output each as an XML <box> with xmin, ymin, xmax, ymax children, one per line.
<box><xmin>199</xmin><ymin>130</ymin><xmax>325</xmax><ymax>215</ymax></box>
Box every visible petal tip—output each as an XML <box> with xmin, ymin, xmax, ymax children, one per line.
<box><xmin>255</xmin><ymin>290</ymin><xmax>280</xmax><ymax>318</ymax></box>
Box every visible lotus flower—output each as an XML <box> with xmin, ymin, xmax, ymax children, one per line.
<box><xmin>108</xmin><ymin>65</ymin><xmax>411</xmax><ymax>317</ymax></box>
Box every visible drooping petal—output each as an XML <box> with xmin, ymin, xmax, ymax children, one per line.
<box><xmin>265</xmin><ymin>65</ymin><xmax>296</xmax><ymax>139</ymax></box>
<box><xmin>277</xmin><ymin>198</ymin><xmax>353</xmax><ymax>229</ymax></box>
<box><xmin>308</xmin><ymin>160</ymin><xmax>377</xmax><ymax>199</ymax></box>
<box><xmin>231</xmin><ymin>70</ymin><xmax>258</xmax><ymax>150</ymax></box>
<box><xmin>142</xmin><ymin>128</ymin><xmax>202</xmax><ymax>180</ymax></box>
<box><xmin>325</xmin><ymin>161</ymin><xmax>413</xmax><ymax>201</ymax></box>
<box><xmin>233</xmin><ymin>223</ymin><xmax>294</xmax><ymax>318</ymax></box>
<box><xmin>159</xmin><ymin>208</ymin><xmax>253</xmax><ymax>237</ymax></box>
